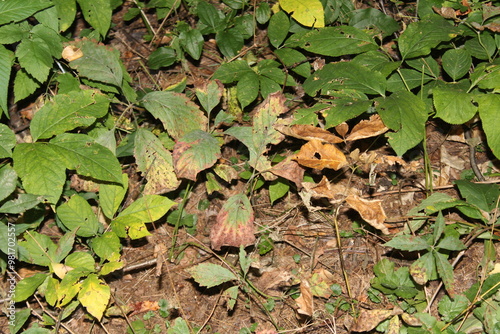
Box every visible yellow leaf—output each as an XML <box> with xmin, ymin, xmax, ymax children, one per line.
<box><xmin>78</xmin><ymin>274</ymin><xmax>110</xmax><ymax>320</ymax></box>
<box><xmin>280</xmin><ymin>0</ymin><xmax>325</xmax><ymax>27</ymax></box>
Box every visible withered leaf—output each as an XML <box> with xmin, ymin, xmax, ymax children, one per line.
<box><xmin>295</xmin><ymin>280</ymin><xmax>313</xmax><ymax>317</ymax></box>
<box><xmin>350</xmin><ymin>309</ymin><xmax>394</xmax><ymax>332</ymax></box>
<box><xmin>345</xmin><ymin>114</ymin><xmax>388</xmax><ymax>142</ymax></box>
<box><xmin>345</xmin><ymin>195</ymin><xmax>389</xmax><ymax>234</ymax></box>
<box><xmin>293</xmin><ymin>139</ymin><xmax>348</xmax><ymax>170</ymax></box>
<box><xmin>210</xmin><ymin>194</ymin><xmax>255</xmax><ymax>250</ymax></box>
<box><xmin>276</xmin><ymin>124</ymin><xmax>343</xmax><ymax>143</ymax></box>
<box><xmin>269</xmin><ymin>156</ymin><xmax>305</xmax><ymax>189</ymax></box>
<box><xmin>335</xmin><ymin>122</ymin><xmax>349</xmax><ymax>137</ymax></box>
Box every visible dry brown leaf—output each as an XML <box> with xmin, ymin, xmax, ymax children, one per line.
<box><xmin>293</xmin><ymin>139</ymin><xmax>348</xmax><ymax>170</ymax></box>
<box><xmin>295</xmin><ymin>280</ymin><xmax>313</xmax><ymax>317</ymax></box>
<box><xmin>345</xmin><ymin>195</ymin><xmax>389</xmax><ymax>234</ymax></box>
<box><xmin>345</xmin><ymin>114</ymin><xmax>388</xmax><ymax>141</ymax></box>
<box><xmin>269</xmin><ymin>156</ymin><xmax>306</xmax><ymax>189</ymax></box>
<box><xmin>335</xmin><ymin>122</ymin><xmax>349</xmax><ymax>137</ymax></box>
<box><xmin>350</xmin><ymin>309</ymin><xmax>396</xmax><ymax>332</ymax></box>
<box><xmin>310</xmin><ymin>268</ymin><xmax>337</xmax><ymax>298</ymax></box>
<box><xmin>254</xmin><ymin>269</ymin><xmax>293</xmax><ymax>297</ymax></box>
<box><xmin>70</xmin><ymin>174</ymin><xmax>100</xmax><ymax>192</ymax></box>
<box><xmin>401</xmin><ymin>313</ymin><xmax>422</xmax><ymax>326</ymax></box>
<box><xmin>62</xmin><ymin>45</ymin><xmax>84</xmax><ymax>61</ymax></box>
<box><xmin>275</xmin><ymin>124</ymin><xmax>343</xmax><ymax>143</ymax></box>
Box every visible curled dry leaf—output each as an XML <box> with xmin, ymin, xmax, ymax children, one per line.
<box><xmin>345</xmin><ymin>114</ymin><xmax>388</xmax><ymax>142</ymax></box>
<box><xmin>335</xmin><ymin>122</ymin><xmax>349</xmax><ymax>137</ymax></box>
<box><xmin>275</xmin><ymin>124</ymin><xmax>343</xmax><ymax>143</ymax></box>
<box><xmin>295</xmin><ymin>280</ymin><xmax>313</xmax><ymax>317</ymax></box>
<box><xmin>269</xmin><ymin>156</ymin><xmax>305</xmax><ymax>189</ymax></box>
<box><xmin>302</xmin><ymin>176</ymin><xmax>359</xmax><ymax>203</ymax></box>
<box><xmin>210</xmin><ymin>194</ymin><xmax>256</xmax><ymax>250</ymax></box>
<box><xmin>345</xmin><ymin>195</ymin><xmax>389</xmax><ymax>234</ymax></box>
<box><xmin>293</xmin><ymin>139</ymin><xmax>348</xmax><ymax>170</ymax></box>
<box><xmin>62</xmin><ymin>45</ymin><xmax>84</xmax><ymax>61</ymax></box>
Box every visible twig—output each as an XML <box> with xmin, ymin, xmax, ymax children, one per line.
<box><xmin>464</xmin><ymin>125</ymin><xmax>486</xmax><ymax>181</ymax></box>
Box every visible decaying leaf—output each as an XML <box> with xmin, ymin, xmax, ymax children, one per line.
<box><xmin>295</xmin><ymin>280</ymin><xmax>313</xmax><ymax>317</ymax></box>
<box><xmin>275</xmin><ymin>124</ymin><xmax>343</xmax><ymax>143</ymax></box>
<box><xmin>335</xmin><ymin>122</ymin><xmax>349</xmax><ymax>137</ymax></box>
<box><xmin>269</xmin><ymin>156</ymin><xmax>306</xmax><ymax>189</ymax></box>
<box><xmin>345</xmin><ymin>114</ymin><xmax>388</xmax><ymax>141</ymax></box>
<box><xmin>350</xmin><ymin>308</ymin><xmax>402</xmax><ymax>332</ymax></box>
<box><xmin>210</xmin><ymin>194</ymin><xmax>256</xmax><ymax>250</ymax></box>
<box><xmin>301</xmin><ymin>176</ymin><xmax>358</xmax><ymax>203</ymax></box>
<box><xmin>62</xmin><ymin>45</ymin><xmax>83</xmax><ymax>62</ymax></box>
<box><xmin>345</xmin><ymin>195</ymin><xmax>389</xmax><ymax>234</ymax></box>
<box><xmin>293</xmin><ymin>139</ymin><xmax>348</xmax><ymax>170</ymax></box>
<box><xmin>310</xmin><ymin>268</ymin><xmax>337</xmax><ymax>298</ymax></box>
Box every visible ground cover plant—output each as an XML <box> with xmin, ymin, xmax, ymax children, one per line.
<box><xmin>0</xmin><ymin>0</ymin><xmax>499</xmax><ymax>332</ymax></box>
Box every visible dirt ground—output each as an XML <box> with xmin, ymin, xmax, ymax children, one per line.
<box><xmin>2</xmin><ymin>1</ymin><xmax>500</xmax><ymax>333</ymax></box>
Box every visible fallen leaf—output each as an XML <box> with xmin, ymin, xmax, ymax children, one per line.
<box><xmin>210</xmin><ymin>194</ymin><xmax>256</xmax><ymax>250</ymax></box>
<box><xmin>345</xmin><ymin>195</ymin><xmax>389</xmax><ymax>234</ymax></box>
<box><xmin>310</xmin><ymin>268</ymin><xmax>337</xmax><ymax>298</ymax></box>
<box><xmin>293</xmin><ymin>139</ymin><xmax>348</xmax><ymax>170</ymax></box>
<box><xmin>350</xmin><ymin>309</ymin><xmax>396</xmax><ymax>332</ymax></box>
<box><xmin>335</xmin><ymin>122</ymin><xmax>349</xmax><ymax>137</ymax></box>
<box><xmin>269</xmin><ymin>156</ymin><xmax>305</xmax><ymax>189</ymax></box>
<box><xmin>275</xmin><ymin>124</ymin><xmax>343</xmax><ymax>143</ymax></box>
<box><xmin>295</xmin><ymin>280</ymin><xmax>313</xmax><ymax>317</ymax></box>
<box><xmin>62</xmin><ymin>45</ymin><xmax>84</xmax><ymax>61</ymax></box>
<box><xmin>346</xmin><ymin>114</ymin><xmax>388</xmax><ymax>141</ymax></box>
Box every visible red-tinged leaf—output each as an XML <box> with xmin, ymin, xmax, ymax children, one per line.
<box><xmin>210</xmin><ymin>194</ymin><xmax>255</xmax><ymax>250</ymax></box>
<box><xmin>173</xmin><ymin>130</ymin><xmax>221</xmax><ymax>181</ymax></box>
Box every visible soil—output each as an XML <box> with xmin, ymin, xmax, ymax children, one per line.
<box><xmin>1</xmin><ymin>1</ymin><xmax>500</xmax><ymax>334</ymax></box>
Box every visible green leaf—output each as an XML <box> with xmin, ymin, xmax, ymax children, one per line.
<box><xmin>322</xmin><ymin>99</ymin><xmax>372</xmax><ymax>128</ymax></box>
<box><xmin>0</xmin><ymin>164</ymin><xmax>17</xmax><ymax>202</ymax></box>
<box><xmin>224</xmin><ymin>285</ymin><xmax>239</xmax><ymax>311</ymax></box>
<box><xmin>8</xmin><ymin>307</ymin><xmax>31</xmax><ymax>334</ymax></box>
<box><xmin>470</xmin><ymin>62</ymin><xmax>500</xmax><ymax>91</ymax></box>
<box><xmin>398</xmin><ymin>16</ymin><xmax>459</xmax><ymax>60</ymax></box>
<box><xmin>406</xmin><ymin>56</ymin><xmax>440</xmax><ymax>78</ymax></box>
<box><xmin>465</xmin><ymin>33</ymin><xmax>496</xmax><ymax>60</ymax></box>
<box><xmin>433</xmin><ymin>86</ymin><xmax>477</xmax><ymax>124</ymax></box>
<box><xmin>53</xmin><ymin>0</ymin><xmax>77</xmax><ymax>31</ymax></box>
<box><xmin>454</xmin><ymin>180</ymin><xmax>500</xmax><ymax>212</ymax></box>
<box><xmin>239</xmin><ymin>246</ymin><xmax>252</xmax><ymax>277</ymax></box>
<box><xmin>0</xmin><ymin>194</ymin><xmax>43</xmax><ymax>214</ymax></box>
<box><xmin>51</xmin><ymin>133</ymin><xmax>122</xmax><ymax>183</ymax></box>
<box><xmin>352</xmin><ymin>51</ymin><xmax>401</xmax><ymax>77</ymax></box>
<box><xmin>14</xmin><ymin>68</ymin><xmax>40</xmax><ymax>102</ymax></box>
<box><xmin>57</xmin><ymin>195</ymin><xmax>100</xmax><ymax>237</ymax></box>
<box><xmin>438</xmin><ymin>295</ymin><xmax>469</xmax><ymax>322</ymax></box>
<box><xmin>197</xmin><ymin>1</ymin><xmax>224</xmax><ymax>33</ymax></box>
<box><xmin>477</xmin><ymin>94</ymin><xmax>500</xmax><ymax>159</ymax></box>
<box><xmin>91</xmin><ymin>231</ymin><xmax>121</xmax><ymax>262</ymax></box>
<box><xmin>18</xmin><ymin>231</ymin><xmax>57</xmax><ymax>266</ymax></box>
<box><xmin>67</xmin><ymin>39</ymin><xmax>123</xmax><ymax>87</ymax></box>
<box><xmin>112</xmin><ymin>195</ymin><xmax>175</xmax><ymax>239</ymax></box>
<box><xmin>286</xmin><ymin>26</ymin><xmax>377</xmax><ymax>57</ymax></box>
<box><xmin>65</xmin><ymin>252</ymin><xmax>95</xmax><ymax>272</ymax></box>
<box><xmin>13</xmin><ymin>142</ymin><xmax>67</xmax><ymax>203</ymax></box>
<box><xmin>54</xmin><ymin>229</ymin><xmax>76</xmax><ymax>263</ymax></box>
<box><xmin>376</xmin><ymin>91</ymin><xmax>428</xmax><ymax>156</ymax></box>
<box><xmin>167</xmin><ymin>317</ymin><xmax>191</xmax><ymax>334</ymax></box>
<box><xmin>434</xmin><ymin>250</ymin><xmax>456</xmax><ymax>296</ymax></box>
<box><xmin>195</xmin><ymin>80</ymin><xmax>223</xmax><ymax>114</ymax></box>
<box><xmin>134</xmin><ymin>128</ymin><xmax>180</xmax><ymax>194</ymax></box>
<box><xmin>274</xmin><ymin>48</ymin><xmax>310</xmax><ymax>78</ymax></box>
<box><xmin>349</xmin><ymin>8</ymin><xmax>399</xmax><ymax>37</ymax></box>
<box><xmin>31</xmin><ymin>90</ymin><xmax>110</xmax><ymax>140</ymax></box>
<box><xmin>76</xmin><ymin>0</ymin><xmax>111</xmax><ymax>37</ymax></box>
<box><xmin>0</xmin><ymin>22</ymin><xmax>30</xmax><ymax>44</ymax></box>
<box><xmin>100</xmin><ymin>173</ymin><xmax>128</xmax><ymax>219</ymax></box>
<box><xmin>16</xmin><ymin>38</ymin><xmax>53</xmax><ymax>83</ymax></box>
<box><xmin>437</xmin><ymin>236</ymin><xmax>466</xmax><ymax>252</ymax></box>
<box><xmin>79</xmin><ymin>274</ymin><xmax>110</xmax><ymax>320</ymax></box>
<box><xmin>210</xmin><ymin>194</ymin><xmax>255</xmax><ymax>250</ymax></box>
<box><xmin>172</xmin><ymin>130</ymin><xmax>221</xmax><ymax>181</ymax></box>
<box><xmin>141</xmin><ymin>91</ymin><xmax>208</xmax><ymax>140</ymax></box>
<box><xmin>269</xmin><ymin>178</ymin><xmax>290</xmax><ymax>205</ymax></box>
<box><xmin>213</xmin><ymin>60</ymin><xmax>253</xmax><ymax>83</ymax></box>
<box><xmin>0</xmin><ymin>0</ymin><xmax>53</xmax><ymax>25</ymax></box>
<box><xmin>179</xmin><ymin>28</ymin><xmax>204</xmax><ymax>60</ymax></box>
<box><xmin>433</xmin><ymin>211</ymin><xmax>445</xmax><ymax>244</ymax></box>
<box><xmin>0</xmin><ymin>123</ymin><xmax>16</xmax><ymax>158</ymax></box>
<box><xmin>0</xmin><ymin>45</ymin><xmax>13</xmax><ymax>114</ymax></box>
<box><xmin>31</xmin><ymin>24</ymin><xmax>62</xmax><ymax>58</ymax></box>
<box><xmin>236</xmin><ymin>72</ymin><xmax>260</xmax><ymax>109</ymax></box>
<box><xmin>13</xmin><ymin>273</ymin><xmax>48</xmax><ymax>302</ymax></box>
<box><xmin>148</xmin><ymin>46</ymin><xmax>177</xmax><ymax>70</ymax></box>
<box><xmin>99</xmin><ymin>261</ymin><xmax>124</xmax><ymax>276</ymax></box>
<box><xmin>385</xmin><ymin>235</ymin><xmax>430</xmax><ymax>251</ymax></box>
<box><xmin>187</xmin><ymin>263</ymin><xmax>237</xmax><ymax>288</ymax></box>
<box><xmin>256</xmin><ymin>2</ymin><xmax>271</xmax><ymax>24</ymax></box>
<box><xmin>442</xmin><ymin>49</ymin><xmax>472</xmax><ymax>81</ymax></box>
<box><xmin>410</xmin><ymin>252</ymin><xmax>435</xmax><ymax>285</ymax></box>
<box><xmin>386</xmin><ymin>68</ymin><xmax>434</xmax><ymax>92</ymax></box>
<box><xmin>304</xmin><ymin>62</ymin><xmax>386</xmax><ymax>96</ymax></box>
<box><xmin>280</xmin><ymin>0</ymin><xmax>325</xmax><ymax>27</ymax></box>
<box><xmin>216</xmin><ymin>28</ymin><xmax>244</xmax><ymax>59</ymax></box>
<box><xmin>268</xmin><ymin>10</ymin><xmax>290</xmax><ymax>48</ymax></box>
